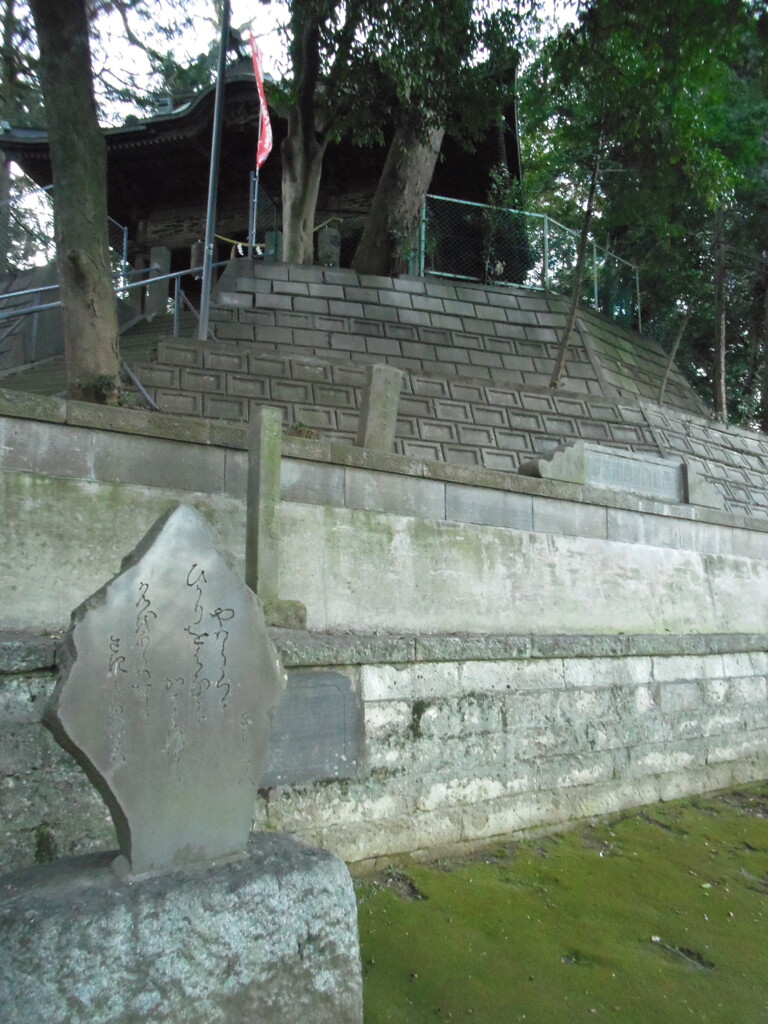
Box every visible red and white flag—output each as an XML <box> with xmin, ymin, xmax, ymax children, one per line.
<box><xmin>249</xmin><ymin>33</ymin><xmax>272</xmax><ymax>169</ymax></box>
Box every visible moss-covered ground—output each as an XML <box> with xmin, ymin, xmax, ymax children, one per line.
<box><xmin>356</xmin><ymin>784</ymin><xmax>768</xmax><ymax>1023</ymax></box>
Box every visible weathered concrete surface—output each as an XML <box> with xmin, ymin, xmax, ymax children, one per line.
<box><xmin>0</xmin><ymin>473</ymin><xmax>245</xmax><ymax>631</ymax></box>
<box><xmin>5</xmin><ymin>631</ymin><xmax>768</xmax><ymax>872</ymax></box>
<box><xmin>4</xmin><ymin>409</ymin><xmax>768</xmax><ymax>633</ymax></box>
<box><xmin>278</xmin><ymin>501</ymin><xmax>768</xmax><ymax>635</ymax></box>
<box><xmin>0</xmin><ymin>832</ymin><xmax>363</xmax><ymax>1024</ymax></box>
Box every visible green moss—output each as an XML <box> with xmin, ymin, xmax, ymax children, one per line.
<box><xmin>410</xmin><ymin>700</ymin><xmax>430</xmax><ymax>740</ymax></box>
<box><xmin>358</xmin><ymin>783</ymin><xmax>768</xmax><ymax>1023</ymax></box>
<box><xmin>33</xmin><ymin>823</ymin><xmax>58</xmax><ymax>864</ymax></box>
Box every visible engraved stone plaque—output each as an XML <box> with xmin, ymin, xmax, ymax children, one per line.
<box><xmin>260</xmin><ymin>670</ymin><xmax>362</xmax><ymax>787</ymax></box>
<box><xmin>45</xmin><ymin>504</ymin><xmax>287</xmax><ymax>877</ymax></box>
<box><xmin>584</xmin><ymin>445</ymin><xmax>683</xmax><ymax>502</ymax></box>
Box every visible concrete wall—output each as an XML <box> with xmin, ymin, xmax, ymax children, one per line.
<box><xmin>263</xmin><ymin>632</ymin><xmax>768</xmax><ymax>863</ymax></box>
<box><xmin>3</xmin><ymin>394</ymin><xmax>768</xmax><ymax>635</ymax></box>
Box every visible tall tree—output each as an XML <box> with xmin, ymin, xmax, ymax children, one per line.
<box><xmin>28</xmin><ymin>0</ymin><xmax>120</xmax><ymax>403</ymax></box>
<box><xmin>521</xmin><ymin>0</ymin><xmax>768</xmax><ymax>410</ymax></box>
<box><xmin>280</xmin><ymin>0</ymin><xmax>371</xmax><ymax>264</ymax></box>
<box><xmin>281</xmin><ymin>0</ymin><xmax>539</xmax><ymax>266</ymax></box>
<box><xmin>0</xmin><ymin>0</ymin><xmax>46</xmax><ymax>273</ymax></box>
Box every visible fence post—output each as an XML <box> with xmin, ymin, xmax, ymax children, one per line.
<box><xmin>248</xmin><ymin>170</ymin><xmax>257</xmax><ymax>254</ymax></box>
<box><xmin>245</xmin><ymin>406</ymin><xmax>282</xmax><ymax>603</ymax></box>
<box><xmin>635</xmin><ymin>267</ymin><xmax>642</xmax><ymax>333</ymax></box>
<box><xmin>173</xmin><ymin>276</ymin><xmax>181</xmax><ymax>337</ymax></box>
<box><xmin>543</xmin><ymin>215</ymin><xmax>549</xmax><ymax>291</ymax></box>
<box><xmin>121</xmin><ymin>225</ymin><xmax>128</xmax><ymax>292</ymax></box>
<box><xmin>30</xmin><ymin>289</ymin><xmax>39</xmax><ymax>362</ymax></box>
<box><xmin>419</xmin><ymin>201</ymin><xmax>427</xmax><ymax>277</ymax></box>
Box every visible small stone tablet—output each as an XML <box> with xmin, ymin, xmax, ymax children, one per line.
<box><xmin>45</xmin><ymin>504</ymin><xmax>287</xmax><ymax>877</ymax></box>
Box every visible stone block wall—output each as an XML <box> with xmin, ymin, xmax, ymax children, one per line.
<box><xmin>206</xmin><ymin>261</ymin><xmax>704</xmax><ymax>416</ymax></box>
<box><xmin>140</xmin><ymin>342</ymin><xmax>662</xmax><ymax>472</ymax></box>
<box><xmin>3</xmin><ymin>632</ymin><xmax>768</xmax><ymax>872</ymax></box>
<box><xmin>128</xmin><ymin>263</ymin><xmax>768</xmax><ymax>519</ymax></box>
<box><xmin>260</xmin><ymin>633</ymin><xmax>768</xmax><ymax>863</ymax></box>
<box><xmin>0</xmin><ymin>636</ymin><xmax>112</xmax><ymax>874</ymax></box>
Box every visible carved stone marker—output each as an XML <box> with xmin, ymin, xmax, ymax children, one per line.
<box><xmin>45</xmin><ymin>503</ymin><xmax>287</xmax><ymax>877</ymax></box>
<box><xmin>518</xmin><ymin>440</ymin><xmax>725</xmax><ymax>509</ymax></box>
<box><xmin>355</xmin><ymin>363</ymin><xmax>404</xmax><ymax>452</ymax></box>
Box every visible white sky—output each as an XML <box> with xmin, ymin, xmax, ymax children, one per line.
<box><xmin>94</xmin><ymin>0</ymin><xmax>572</xmax><ymax>125</ymax></box>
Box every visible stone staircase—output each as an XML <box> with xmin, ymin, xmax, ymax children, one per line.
<box><xmin>130</xmin><ymin>261</ymin><xmax>698</xmax><ymax>469</ymax></box>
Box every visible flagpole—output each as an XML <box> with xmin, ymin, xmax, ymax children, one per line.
<box><xmin>254</xmin><ymin>116</ymin><xmax>261</xmax><ymax>254</ymax></box>
<box><xmin>198</xmin><ymin>0</ymin><xmax>231</xmax><ymax>343</ymax></box>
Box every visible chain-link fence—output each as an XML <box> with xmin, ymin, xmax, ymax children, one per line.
<box><xmin>420</xmin><ymin>194</ymin><xmax>641</xmax><ymax>329</ymax></box>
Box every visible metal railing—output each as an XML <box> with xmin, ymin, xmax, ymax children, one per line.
<box><xmin>0</xmin><ymin>260</ymin><xmax>229</xmax><ymax>331</ymax></box>
<box><xmin>419</xmin><ymin>194</ymin><xmax>641</xmax><ymax>330</ymax></box>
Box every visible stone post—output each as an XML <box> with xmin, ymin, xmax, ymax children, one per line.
<box><xmin>246</xmin><ymin>406</ymin><xmax>283</xmax><ymax>603</ymax></box>
<box><xmin>355</xmin><ymin>363</ymin><xmax>403</xmax><ymax>452</ymax></box>
<box><xmin>145</xmin><ymin>245</ymin><xmax>171</xmax><ymax>318</ymax></box>
<box><xmin>318</xmin><ymin>225</ymin><xmax>341</xmax><ymax>267</ymax></box>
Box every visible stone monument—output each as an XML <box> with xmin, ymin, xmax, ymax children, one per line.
<box><xmin>0</xmin><ymin>504</ymin><xmax>363</xmax><ymax>1024</ymax></box>
<box><xmin>47</xmin><ymin>503</ymin><xmax>286</xmax><ymax>877</ymax></box>
<box><xmin>518</xmin><ymin>440</ymin><xmax>725</xmax><ymax>509</ymax></box>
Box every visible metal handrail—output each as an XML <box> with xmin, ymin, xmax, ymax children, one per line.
<box><xmin>0</xmin><ymin>261</ymin><xmax>228</xmax><ymax>326</ymax></box>
<box><xmin>0</xmin><ymin>282</ymin><xmax>59</xmax><ymax>303</ymax></box>
<box><xmin>0</xmin><ymin>299</ymin><xmax>60</xmax><ymax>323</ymax></box>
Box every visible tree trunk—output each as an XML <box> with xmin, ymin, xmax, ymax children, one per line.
<box><xmin>712</xmin><ymin>208</ymin><xmax>727</xmax><ymax>422</ymax></box>
<box><xmin>28</xmin><ymin>0</ymin><xmax>120</xmax><ymax>403</ymax></box>
<box><xmin>280</xmin><ymin>112</ymin><xmax>327</xmax><ymax>265</ymax></box>
<box><xmin>549</xmin><ymin>148</ymin><xmax>601</xmax><ymax>389</ymax></box>
<box><xmin>0</xmin><ymin>154</ymin><xmax>11</xmax><ymax>276</ymax></box>
<box><xmin>0</xmin><ymin>0</ymin><xmax>17</xmax><ymax>275</ymax></box>
<box><xmin>352</xmin><ymin>123</ymin><xmax>445</xmax><ymax>278</ymax></box>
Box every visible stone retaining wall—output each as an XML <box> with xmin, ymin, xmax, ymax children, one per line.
<box><xmin>2</xmin><ymin>397</ymin><xmax>768</xmax><ymax>873</ymax></box>
<box><xmin>3</xmin><ymin>632</ymin><xmax>767</xmax><ymax>873</ymax></box>
<box><xmin>207</xmin><ymin>261</ymin><xmax>705</xmax><ymax>416</ymax></box>
<box><xmin>3</xmin><ymin>396</ymin><xmax>768</xmax><ymax>633</ymax></box>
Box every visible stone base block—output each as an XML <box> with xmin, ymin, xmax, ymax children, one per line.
<box><xmin>0</xmin><ymin>833</ymin><xmax>363</xmax><ymax>1024</ymax></box>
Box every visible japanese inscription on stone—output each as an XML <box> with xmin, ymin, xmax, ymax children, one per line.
<box><xmin>45</xmin><ymin>504</ymin><xmax>287</xmax><ymax>877</ymax></box>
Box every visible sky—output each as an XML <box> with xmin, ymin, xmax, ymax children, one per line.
<box><xmin>93</xmin><ymin>0</ymin><xmax>572</xmax><ymax>125</ymax></box>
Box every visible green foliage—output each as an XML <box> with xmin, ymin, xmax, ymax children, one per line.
<box><xmin>520</xmin><ymin>0</ymin><xmax>768</xmax><ymax>422</ymax></box>
<box><xmin>280</xmin><ymin>0</ymin><xmax>539</xmax><ymax>149</ymax></box>
<box><xmin>0</xmin><ymin>0</ymin><xmax>43</xmax><ymax>125</ymax></box>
